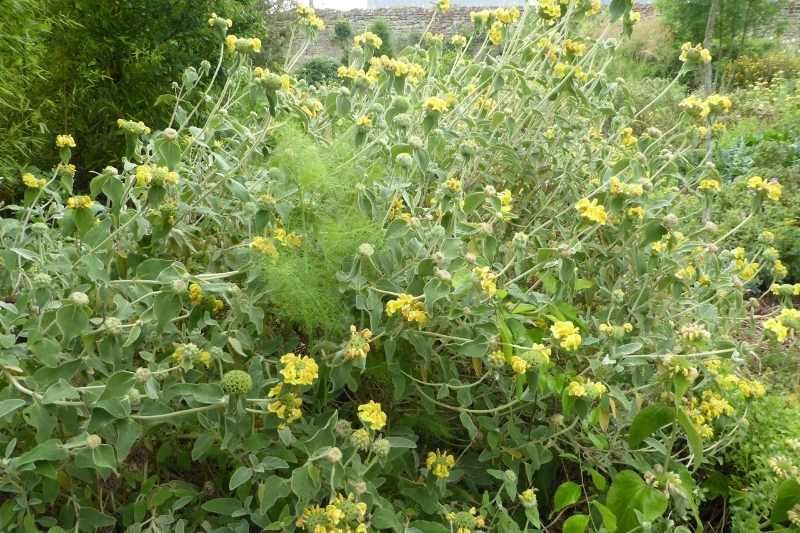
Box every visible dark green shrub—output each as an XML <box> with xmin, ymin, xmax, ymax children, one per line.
<box><xmin>1</xmin><ymin>0</ymin><xmax>284</xmax><ymax>196</ymax></box>
<box><xmin>367</xmin><ymin>17</ymin><xmax>394</xmax><ymax>57</ymax></box>
<box><xmin>298</xmin><ymin>56</ymin><xmax>341</xmax><ymax>86</ymax></box>
<box><xmin>333</xmin><ymin>17</ymin><xmax>354</xmax><ymax>49</ymax></box>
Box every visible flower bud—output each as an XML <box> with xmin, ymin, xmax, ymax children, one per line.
<box><xmin>103</xmin><ymin>166</ymin><xmax>119</xmax><ymax>176</ymax></box>
<box><xmin>86</xmin><ymin>434</ymin><xmax>102</xmax><ymax>449</ymax></box>
<box><xmin>483</xmin><ymin>185</ymin><xmax>496</xmax><ymax>197</ymax></box>
<box><xmin>326</xmin><ymin>447</ymin><xmax>343</xmax><ymax>463</ymax></box>
<box><xmin>135</xmin><ymin>367</ymin><xmax>152</xmax><ymax>383</ymax></box>
<box><xmin>465</xmin><ymin>253</ymin><xmax>477</xmax><ymax>264</ymax></box>
<box><xmin>172</xmin><ymin>279</ymin><xmax>188</xmax><ymax>293</ymax></box>
<box><xmin>435</xmin><ymin>268</ymin><xmax>452</xmax><ymax>282</ymax></box>
<box><xmin>358</xmin><ymin>243</ymin><xmax>375</xmax><ymax>257</ymax></box>
<box><xmin>372</xmin><ymin>438</ymin><xmax>391</xmax><ymax>457</ymax></box>
<box><xmin>395</xmin><ymin>152</ymin><xmax>414</xmax><ymax>168</ymax></box>
<box><xmin>663</xmin><ymin>213</ymin><xmax>679</xmax><ymax>227</ymax></box>
<box><xmin>431</xmin><ymin>251</ymin><xmax>445</xmax><ymax>266</ymax></box>
<box><xmin>70</xmin><ymin>291</ymin><xmax>89</xmax><ymax>306</ymax></box>
<box><xmin>163</xmin><ymin>128</ymin><xmax>178</xmax><ymax>141</ymax></box>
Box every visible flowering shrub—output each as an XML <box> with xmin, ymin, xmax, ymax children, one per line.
<box><xmin>0</xmin><ymin>1</ymin><xmax>797</xmax><ymax>531</ymax></box>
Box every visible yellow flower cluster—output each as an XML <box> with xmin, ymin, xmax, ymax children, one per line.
<box><xmin>446</xmin><ymin>507</ymin><xmax>486</xmax><ymax>533</ymax></box>
<box><xmin>575</xmin><ymin>197</ymin><xmax>608</xmax><ymax>225</ymax></box>
<box><xmin>66</xmin><ymin>195</ymin><xmax>93</xmax><ymax>209</ymax></box>
<box><xmin>627</xmin><ymin>206</ymin><xmax>645</xmax><ymax>219</ymax></box>
<box><xmin>675</xmin><ymin>263</ymin><xmax>697</xmax><ymax>281</ymax></box>
<box><xmin>296</xmin><ymin>494</ymin><xmax>368</xmax><ymax>533</ymax></box>
<box><xmin>698</xmin><ymin>178</ymin><xmax>721</xmax><ymax>192</ymax></box>
<box><xmin>598</xmin><ymin>322</ymin><xmax>633</xmax><ymax>337</ymax></box>
<box><xmin>426</xmin><ymin>449</ymin><xmax>456</xmax><ymax>478</ymax></box>
<box><xmin>620</xmin><ymin>127</ymin><xmax>637</xmax><ymax>147</ymax></box>
<box><xmin>537</xmin><ymin>0</ymin><xmax>561</xmax><ymax>20</ymax></box>
<box><xmin>225</xmin><ymin>35</ymin><xmax>261</xmax><ymax>53</ymax></box>
<box><xmin>280</xmin><ymin>353</ymin><xmax>319</xmax><ymax>385</ymax></box>
<box><xmin>450</xmin><ymin>34</ymin><xmax>467</xmax><ymax>48</ymax></box>
<box><xmin>135</xmin><ymin>164</ymin><xmax>179</xmax><ymax>187</ymax></box>
<box><xmin>296</xmin><ymin>5</ymin><xmax>325</xmax><ymax>30</ymax></box>
<box><xmin>345</xmin><ymin>325</ymin><xmax>373</xmax><ymax>360</ymax></box>
<box><xmin>567</xmin><ymin>379</ymin><xmax>607</xmax><ymax>398</ymax></box>
<box><xmin>679</xmin><ymin>42</ymin><xmax>712</xmax><ymax>64</ymax></box>
<box><xmin>274</xmin><ymin>227</ymin><xmax>302</xmax><ymax>248</ymax></box>
<box><xmin>424</xmin><ymin>32</ymin><xmax>444</xmax><ymax>46</ymax></box>
<box><xmin>747</xmin><ymin>175</ymin><xmax>782</xmax><ymax>201</ymax></box>
<box><xmin>423</xmin><ymin>96</ymin><xmax>450</xmax><ymax>115</ymax></box>
<box><xmin>355</xmin><ymin>115</ymin><xmax>372</xmax><ymax>128</ymax></box>
<box><xmin>117</xmin><ymin>118</ymin><xmax>151</xmax><ymax>135</ymax></box>
<box><xmin>470</xmin><ymin>7</ymin><xmax>521</xmax><ymax>25</ymax></box>
<box><xmin>763</xmin><ymin>307</ymin><xmax>800</xmax><ymax>342</ymax></box>
<box><xmin>488</xmin><ymin>21</ymin><xmax>504</xmax><ymax>46</ymax></box>
<box><xmin>369</xmin><ymin>55</ymin><xmax>425</xmax><ymax>84</ymax></box>
<box><xmin>357</xmin><ymin>400</ymin><xmax>387</xmax><ymax>431</ymax></box>
<box><xmin>337</xmin><ymin>65</ymin><xmax>379</xmax><ymax>86</ymax></box>
<box><xmin>689</xmin><ymin>390</ymin><xmax>734</xmax><ymax>438</ymax></box>
<box><xmin>268</xmin><ymin>383</ymin><xmax>304</xmax><ymax>425</ymax></box>
<box><xmin>705</xmin><ymin>94</ymin><xmax>733</xmax><ymax>113</ymax></box>
<box><xmin>188</xmin><ymin>282</ymin><xmax>204</xmax><ymax>305</ymax></box>
<box><xmin>353</xmin><ymin>31</ymin><xmax>382</xmax><ymax>49</ymax></box>
<box><xmin>609</xmin><ymin>176</ymin><xmax>644</xmax><ymax>197</ymax></box>
<box><xmin>716</xmin><ymin>374</ymin><xmax>767</xmax><ymax>398</ymax></box>
<box><xmin>207</xmin><ymin>12</ymin><xmax>233</xmax><ymax>30</ymax></box>
<box><xmin>250</xmin><ymin>236</ymin><xmax>279</xmax><ymax>263</ymax></box>
<box><xmin>628</xmin><ymin>10</ymin><xmax>641</xmax><ymax>23</ymax></box>
<box><xmin>56</xmin><ymin>134</ymin><xmax>76</xmax><ymax>148</ymax></box>
<box><xmin>22</xmin><ymin>173</ymin><xmax>46</xmax><ymax>189</ymax></box>
<box><xmin>473</xmin><ymin>266</ymin><xmax>498</xmax><ymax>296</ymax></box>
<box><xmin>564</xmin><ymin>39</ymin><xmax>586</xmax><ymax>57</ymax></box>
<box><xmin>551</xmin><ymin>320</ymin><xmax>582</xmax><ymax>351</ymax></box>
<box><xmin>437</xmin><ymin>0</ymin><xmax>450</xmax><ymax>12</ymax></box>
<box><xmin>386</xmin><ymin>293</ymin><xmax>428</xmax><ymax>325</ymax></box>
<box><xmin>650</xmin><ymin>231</ymin><xmax>685</xmax><ymax>254</ymax></box>
<box><xmin>56</xmin><ymin>163</ymin><xmax>76</xmax><ymax>178</ymax></box>
<box><xmin>680</xmin><ymin>323</ymin><xmax>710</xmax><ymax>343</ymax></box>
<box><xmin>497</xmin><ymin>189</ymin><xmax>513</xmax><ymax>214</ymax></box>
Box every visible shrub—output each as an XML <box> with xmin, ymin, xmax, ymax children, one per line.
<box><xmin>333</xmin><ymin>17</ymin><xmax>354</xmax><ymax>49</ymax></box>
<box><xmin>1</xmin><ymin>0</ymin><xmax>281</xmax><ymax>195</ymax></box>
<box><xmin>367</xmin><ymin>17</ymin><xmax>394</xmax><ymax>57</ymax></box>
<box><xmin>723</xmin><ymin>49</ymin><xmax>800</xmax><ymax>88</ymax></box>
<box><xmin>298</xmin><ymin>56</ymin><xmax>342</xmax><ymax>86</ymax></box>
<box><xmin>0</xmin><ymin>2</ymin><xmax>797</xmax><ymax>531</ymax></box>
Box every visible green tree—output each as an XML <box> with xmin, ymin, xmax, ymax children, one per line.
<box><xmin>656</xmin><ymin>0</ymin><xmax>789</xmax><ymax>61</ymax></box>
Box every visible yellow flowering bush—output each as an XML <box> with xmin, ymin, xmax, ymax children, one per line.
<box><xmin>0</xmin><ymin>2</ymin><xmax>793</xmax><ymax>531</ymax></box>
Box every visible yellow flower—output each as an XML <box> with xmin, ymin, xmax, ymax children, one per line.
<box><xmin>446</xmin><ymin>178</ymin><xmax>462</xmax><ymax>192</ymax></box>
<box><xmin>564</xmin><ymin>39</ymin><xmax>586</xmax><ymax>57</ymax></box>
<box><xmin>268</xmin><ymin>384</ymin><xmax>304</xmax><ymax>424</ymax></box>
<box><xmin>620</xmin><ymin>127</ymin><xmax>637</xmax><ymax>147</ymax></box>
<box><xmin>437</xmin><ymin>0</ymin><xmax>449</xmax><ymax>12</ymax></box>
<box><xmin>567</xmin><ymin>381</ymin><xmax>586</xmax><ymax>397</ymax></box>
<box><xmin>538</xmin><ymin>0</ymin><xmax>561</xmax><ymax>19</ymax></box>
<box><xmin>628</xmin><ymin>10</ymin><xmax>641</xmax><ymax>23</ymax></box>
<box><xmin>345</xmin><ymin>325</ymin><xmax>373</xmax><ymax>360</ymax></box>
<box><xmin>764</xmin><ymin>318</ymin><xmax>789</xmax><ymax>342</ymax></box>
<box><xmin>575</xmin><ymin>198</ymin><xmax>607</xmax><ymax>225</ymax></box>
<box><xmin>426</xmin><ymin>449</ymin><xmax>455</xmax><ymax>479</ymax></box>
<box><xmin>423</xmin><ymin>97</ymin><xmax>450</xmax><ymax>115</ymax></box>
<box><xmin>188</xmin><ymin>282</ymin><xmax>203</xmax><ymax>305</ymax></box>
<box><xmin>510</xmin><ymin>356</ymin><xmax>528</xmax><ymax>375</ymax></box>
<box><xmin>358</xmin><ymin>400</ymin><xmax>387</xmax><ymax>431</ymax></box>
<box><xmin>553</xmin><ymin>62</ymin><xmax>569</xmax><ymax>77</ymax></box>
<box><xmin>280</xmin><ymin>353</ymin><xmax>319</xmax><ymax>386</ymax></box>
<box><xmin>136</xmin><ymin>165</ymin><xmax>152</xmax><ymax>187</ymax></box>
<box><xmin>679</xmin><ymin>42</ymin><xmax>712</xmax><ymax>64</ymax></box>
<box><xmin>225</xmin><ymin>34</ymin><xmax>238</xmax><ymax>50</ymax></box>
<box><xmin>356</xmin><ymin>115</ymin><xmax>372</xmax><ymax>128</ymax></box>
<box><xmin>488</xmin><ymin>21</ymin><xmax>504</xmax><ymax>46</ymax></box>
<box><xmin>627</xmin><ymin>206</ymin><xmax>645</xmax><ymax>219</ymax></box>
<box><xmin>386</xmin><ymin>293</ymin><xmax>428</xmax><ymax>325</ymax></box>
<box><xmin>66</xmin><ymin>195</ymin><xmax>93</xmax><ymax>209</ymax></box>
<box><xmin>22</xmin><ymin>173</ymin><xmax>47</xmax><ymax>189</ymax></box>
<box><xmin>56</xmin><ymin>134</ymin><xmax>76</xmax><ymax>148</ymax></box>
<box><xmin>450</xmin><ymin>34</ymin><xmax>467</xmax><ymax>47</ymax></box>
<box><xmin>698</xmin><ymin>179</ymin><xmax>721</xmax><ymax>192</ymax></box>
<box><xmin>473</xmin><ymin>266</ymin><xmax>498</xmax><ymax>296</ymax></box>
<box><xmin>551</xmin><ymin>320</ymin><xmax>582</xmax><ymax>351</ymax></box>
<box><xmin>250</xmin><ymin>236</ymin><xmax>279</xmax><ymax>263</ymax></box>
<box><xmin>353</xmin><ymin>31</ymin><xmax>383</xmax><ymax>49</ymax></box>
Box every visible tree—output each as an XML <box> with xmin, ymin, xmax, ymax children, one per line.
<box><xmin>656</xmin><ymin>0</ymin><xmax>789</xmax><ymax>61</ymax></box>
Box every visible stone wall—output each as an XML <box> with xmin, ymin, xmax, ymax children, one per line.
<box><xmin>278</xmin><ymin>0</ymin><xmax>798</xmax><ymax>65</ymax></box>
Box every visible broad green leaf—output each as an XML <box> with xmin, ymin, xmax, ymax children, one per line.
<box><xmin>201</xmin><ymin>498</ymin><xmax>243</xmax><ymax>516</ymax></box>
<box><xmin>98</xmin><ymin>371</ymin><xmax>135</xmax><ymax>401</ymax></box>
<box><xmin>0</xmin><ymin>399</ymin><xmax>26</xmax><ymax>419</ymax></box>
<box><xmin>771</xmin><ymin>479</ymin><xmax>800</xmax><ymax>525</ymax></box>
<box><xmin>79</xmin><ymin>506</ymin><xmax>115</xmax><ymax>528</ymax></box>
<box><xmin>153</xmin><ymin>292</ymin><xmax>181</xmax><ymax>328</ymax></box>
<box><xmin>229</xmin><ymin>466</ymin><xmax>253</xmax><ymax>491</ymax></box>
<box><xmin>562</xmin><ymin>514</ymin><xmax>589</xmax><ymax>533</ymax></box>
<box><xmin>628</xmin><ymin>404</ymin><xmax>674</xmax><ymax>448</ymax></box>
<box><xmin>56</xmin><ymin>304</ymin><xmax>89</xmax><ymax>341</ymax></box>
<box><xmin>14</xmin><ymin>439</ymin><xmax>67</xmax><ymax>466</ymax></box>
<box><xmin>553</xmin><ymin>481</ymin><xmax>581</xmax><ymax>513</ymax></box>
<box><xmin>192</xmin><ymin>434</ymin><xmax>215</xmax><ymax>461</ymax></box>
<box><xmin>291</xmin><ymin>463</ymin><xmax>321</xmax><ymax>500</ymax></box>
<box><xmin>591</xmin><ymin>501</ymin><xmax>617</xmax><ymax>532</ymax></box>
<box><xmin>676</xmin><ymin>407</ymin><xmax>704</xmax><ymax>467</ymax></box>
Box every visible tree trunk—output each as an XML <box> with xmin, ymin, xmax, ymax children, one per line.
<box><xmin>703</xmin><ymin>0</ymin><xmax>721</xmax><ymax>163</ymax></box>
